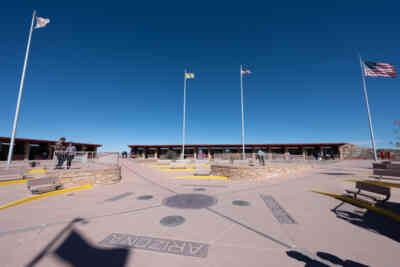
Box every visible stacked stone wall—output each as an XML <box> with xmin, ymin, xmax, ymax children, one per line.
<box><xmin>46</xmin><ymin>167</ymin><xmax>121</xmax><ymax>188</ymax></box>
<box><xmin>211</xmin><ymin>164</ymin><xmax>313</xmax><ymax>180</ymax></box>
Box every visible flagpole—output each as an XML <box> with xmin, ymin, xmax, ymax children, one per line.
<box><xmin>7</xmin><ymin>10</ymin><xmax>36</xmax><ymax>166</ymax></box>
<box><xmin>182</xmin><ymin>70</ymin><xmax>187</xmax><ymax>160</ymax></box>
<box><xmin>359</xmin><ymin>55</ymin><xmax>378</xmax><ymax>161</ymax></box>
<box><xmin>240</xmin><ymin>64</ymin><xmax>246</xmax><ymax>160</ymax></box>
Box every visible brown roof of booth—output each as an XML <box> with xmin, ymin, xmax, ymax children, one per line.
<box><xmin>129</xmin><ymin>142</ymin><xmax>349</xmax><ymax>148</ymax></box>
<box><xmin>0</xmin><ymin>137</ymin><xmax>102</xmax><ymax>147</ymax></box>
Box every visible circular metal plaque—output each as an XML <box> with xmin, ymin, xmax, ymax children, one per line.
<box><xmin>163</xmin><ymin>194</ymin><xmax>217</xmax><ymax>209</ymax></box>
<box><xmin>160</xmin><ymin>216</ymin><xmax>186</xmax><ymax>227</ymax></box>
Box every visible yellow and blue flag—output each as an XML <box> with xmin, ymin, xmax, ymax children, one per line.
<box><xmin>185</xmin><ymin>73</ymin><xmax>195</xmax><ymax>79</ymax></box>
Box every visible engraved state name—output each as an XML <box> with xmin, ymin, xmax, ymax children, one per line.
<box><xmin>99</xmin><ymin>233</ymin><xmax>209</xmax><ymax>258</ymax></box>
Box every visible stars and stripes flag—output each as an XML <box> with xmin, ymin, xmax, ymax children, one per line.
<box><xmin>363</xmin><ymin>61</ymin><xmax>397</xmax><ymax>78</ymax></box>
<box><xmin>241</xmin><ymin>69</ymin><xmax>251</xmax><ymax>75</ymax></box>
<box><xmin>35</xmin><ymin>17</ymin><xmax>50</xmax><ymax>29</ymax></box>
<box><xmin>185</xmin><ymin>73</ymin><xmax>195</xmax><ymax>79</ymax></box>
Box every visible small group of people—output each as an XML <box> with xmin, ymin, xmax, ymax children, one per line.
<box><xmin>55</xmin><ymin>137</ymin><xmax>77</xmax><ymax>169</ymax></box>
<box><xmin>313</xmin><ymin>151</ymin><xmax>336</xmax><ymax>160</ymax></box>
<box><xmin>314</xmin><ymin>151</ymin><xmax>323</xmax><ymax>160</ymax></box>
<box><xmin>121</xmin><ymin>151</ymin><xmax>128</xmax><ymax>158</ymax></box>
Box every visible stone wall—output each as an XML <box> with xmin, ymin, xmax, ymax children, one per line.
<box><xmin>211</xmin><ymin>164</ymin><xmax>313</xmax><ymax>180</ymax></box>
<box><xmin>48</xmin><ymin>167</ymin><xmax>121</xmax><ymax>188</ymax></box>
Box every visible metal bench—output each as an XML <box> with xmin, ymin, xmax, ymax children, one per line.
<box><xmin>193</xmin><ymin>166</ymin><xmax>211</xmax><ymax>176</ymax></box>
<box><xmin>372</xmin><ymin>161</ymin><xmax>400</xmax><ymax>177</ymax></box>
<box><xmin>27</xmin><ymin>176</ymin><xmax>62</xmax><ymax>194</ymax></box>
<box><xmin>346</xmin><ymin>181</ymin><xmax>391</xmax><ymax>203</ymax></box>
<box><xmin>372</xmin><ymin>162</ymin><xmax>390</xmax><ymax>169</ymax></box>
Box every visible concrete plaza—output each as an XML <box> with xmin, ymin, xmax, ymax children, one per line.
<box><xmin>0</xmin><ymin>159</ymin><xmax>399</xmax><ymax>266</ymax></box>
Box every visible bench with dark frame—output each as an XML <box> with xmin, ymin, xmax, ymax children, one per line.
<box><xmin>311</xmin><ymin>161</ymin><xmax>400</xmax><ymax>222</ymax></box>
<box><xmin>27</xmin><ymin>176</ymin><xmax>63</xmax><ymax>194</ymax></box>
<box><xmin>346</xmin><ymin>181</ymin><xmax>391</xmax><ymax>204</ymax></box>
<box><xmin>373</xmin><ymin>161</ymin><xmax>400</xmax><ymax>178</ymax></box>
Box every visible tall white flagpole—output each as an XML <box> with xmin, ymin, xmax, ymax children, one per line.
<box><xmin>240</xmin><ymin>64</ymin><xmax>246</xmax><ymax>160</ymax></box>
<box><xmin>182</xmin><ymin>70</ymin><xmax>187</xmax><ymax>160</ymax></box>
<box><xmin>359</xmin><ymin>55</ymin><xmax>378</xmax><ymax>161</ymax></box>
<box><xmin>7</xmin><ymin>10</ymin><xmax>37</xmax><ymax>166</ymax></box>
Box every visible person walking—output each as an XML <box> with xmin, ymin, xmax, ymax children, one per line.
<box><xmin>65</xmin><ymin>142</ymin><xmax>77</xmax><ymax>169</ymax></box>
<box><xmin>257</xmin><ymin>150</ymin><xmax>265</xmax><ymax>166</ymax></box>
<box><xmin>54</xmin><ymin>137</ymin><xmax>66</xmax><ymax>169</ymax></box>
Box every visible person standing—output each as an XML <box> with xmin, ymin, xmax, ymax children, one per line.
<box><xmin>257</xmin><ymin>150</ymin><xmax>265</xmax><ymax>166</ymax></box>
<box><xmin>55</xmin><ymin>137</ymin><xmax>66</xmax><ymax>169</ymax></box>
<box><xmin>65</xmin><ymin>142</ymin><xmax>77</xmax><ymax>169</ymax></box>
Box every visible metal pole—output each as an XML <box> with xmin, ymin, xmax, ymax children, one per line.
<box><xmin>7</xmin><ymin>10</ymin><xmax>36</xmax><ymax>166</ymax></box>
<box><xmin>182</xmin><ymin>71</ymin><xmax>187</xmax><ymax>160</ymax></box>
<box><xmin>240</xmin><ymin>64</ymin><xmax>245</xmax><ymax>160</ymax></box>
<box><xmin>359</xmin><ymin>55</ymin><xmax>378</xmax><ymax>161</ymax></box>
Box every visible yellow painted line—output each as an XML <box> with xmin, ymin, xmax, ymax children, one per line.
<box><xmin>152</xmin><ymin>163</ymin><xmax>209</xmax><ymax>168</ymax></box>
<box><xmin>187</xmin><ymin>164</ymin><xmax>210</xmax><ymax>167</ymax></box>
<box><xmin>0</xmin><ymin>179</ymin><xmax>27</xmax><ymax>186</ymax></box>
<box><xmin>28</xmin><ymin>169</ymin><xmax>47</xmax><ymax>174</ymax></box>
<box><xmin>152</xmin><ymin>164</ymin><xmax>171</xmax><ymax>167</ymax></box>
<box><xmin>176</xmin><ymin>175</ymin><xmax>228</xmax><ymax>180</ymax></box>
<box><xmin>161</xmin><ymin>169</ymin><xmax>196</xmax><ymax>172</ymax></box>
<box><xmin>310</xmin><ymin>190</ymin><xmax>400</xmax><ymax>223</ymax></box>
<box><xmin>0</xmin><ymin>184</ymin><xmax>93</xmax><ymax>211</ymax></box>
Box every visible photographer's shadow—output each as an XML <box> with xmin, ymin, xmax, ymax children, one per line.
<box><xmin>26</xmin><ymin>218</ymin><xmax>130</xmax><ymax>267</ymax></box>
<box><xmin>287</xmin><ymin>250</ymin><xmax>369</xmax><ymax>267</ymax></box>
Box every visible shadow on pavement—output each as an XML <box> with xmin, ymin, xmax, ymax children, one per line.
<box><xmin>332</xmin><ymin>202</ymin><xmax>400</xmax><ymax>242</ymax></box>
<box><xmin>287</xmin><ymin>250</ymin><xmax>369</xmax><ymax>267</ymax></box>
<box><xmin>26</xmin><ymin>218</ymin><xmax>130</xmax><ymax>267</ymax></box>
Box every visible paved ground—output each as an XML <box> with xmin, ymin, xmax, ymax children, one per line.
<box><xmin>0</xmin><ymin>159</ymin><xmax>399</xmax><ymax>266</ymax></box>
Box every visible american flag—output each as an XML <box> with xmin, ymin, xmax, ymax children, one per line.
<box><xmin>363</xmin><ymin>61</ymin><xmax>397</xmax><ymax>78</ymax></box>
<box><xmin>241</xmin><ymin>69</ymin><xmax>251</xmax><ymax>75</ymax></box>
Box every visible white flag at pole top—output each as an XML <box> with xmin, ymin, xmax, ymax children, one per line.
<box><xmin>35</xmin><ymin>17</ymin><xmax>50</xmax><ymax>29</ymax></box>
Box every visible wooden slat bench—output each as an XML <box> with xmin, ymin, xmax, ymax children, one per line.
<box><xmin>27</xmin><ymin>176</ymin><xmax>62</xmax><ymax>194</ymax></box>
<box><xmin>193</xmin><ymin>166</ymin><xmax>211</xmax><ymax>176</ymax></box>
<box><xmin>346</xmin><ymin>181</ymin><xmax>391</xmax><ymax>204</ymax></box>
<box><xmin>372</xmin><ymin>162</ymin><xmax>391</xmax><ymax>169</ymax></box>
<box><xmin>372</xmin><ymin>161</ymin><xmax>400</xmax><ymax>177</ymax></box>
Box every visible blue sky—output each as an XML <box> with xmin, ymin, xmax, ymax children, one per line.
<box><xmin>1</xmin><ymin>1</ymin><xmax>399</xmax><ymax>152</ymax></box>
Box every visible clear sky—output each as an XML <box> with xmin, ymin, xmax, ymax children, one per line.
<box><xmin>1</xmin><ymin>1</ymin><xmax>399</xmax><ymax>152</ymax></box>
